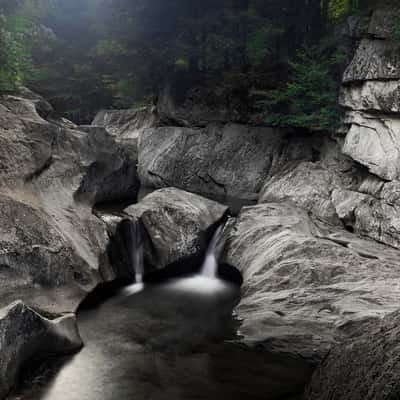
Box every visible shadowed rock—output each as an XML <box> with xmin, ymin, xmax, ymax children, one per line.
<box><xmin>0</xmin><ymin>301</ymin><xmax>82</xmax><ymax>399</ymax></box>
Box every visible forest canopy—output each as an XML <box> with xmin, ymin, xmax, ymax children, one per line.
<box><xmin>0</xmin><ymin>0</ymin><xmax>373</xmax><ymax>128</ymax></box>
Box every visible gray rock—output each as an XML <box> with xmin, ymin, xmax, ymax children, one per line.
<box><xmin>138</xmin><ymin>123</ymin><xmax>312</xmax><ymax>202</ymax></box>
<box><xmin>368</xmin><ymin>5</ymin><xmax>400</xmax><ymax>39</ymax></box>
<box><xmin>259</xmin><ymin>162</ymin><xmax>343</xmax><ymax>224</ymax></box>
<box><xmin>91</xmin><ymin>106</ymin><xmax>159</xmax><ymax>149</ymax></box>
<box><xmin>305</xmin><ymin>309</ymin><xmax>400</xmax><ymax>400</ymax></box>
<box><xmin>0</xmin><ymin>301</ymin><xmax>82</xmax><ymax>399</ymax></box>
<box><xmin>0</xmin><ymin>193</ymin><xmax>99</xmax><ymax>314</ymax></box>
<box><xmin>340</xmin><ymin>81</ymin><xmax>400</xmax><ymax>114</ymax></box>
<box><xmin>124</xmin><ymin>188</ymin><xmax>228</xmax><ymax>270</ymax></box>
<box><xmin>342</xmin><ymin>111</ymin><xmax>400</xmax><ymax>181</ymax></box>
<box><xmin>343</xmin><ymin>39</ymin><xmax>400</xmax><ymax>83</ymax></box>
<box><xmin>224</xmin><ymin>203</ymin><xmax>400</xmax><ymax>397</ymax></box>
<box><xmin>0</xmin><ymin>91</ymin><xmax>140</xmax><ymax>312</ymax></box>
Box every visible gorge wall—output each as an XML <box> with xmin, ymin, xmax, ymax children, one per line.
<box><xmin>1</xmin><ymin>2</ymin><xmax>400</xmax><ymax>400</ymax></box>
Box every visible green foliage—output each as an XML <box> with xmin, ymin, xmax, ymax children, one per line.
<box><xmin>246</xmin><ymin>24</ymin><xmax>283</xmax><ymax>65</ymax></box>
<box><xmin>393</xmin><ymin>23</ymin><xmax>400</xmax><ymax>41</ymax></box>
<box><xmin>256</xmin><ymin>42</ymin><xmax>344</xmax><ymax>132</ymax></box>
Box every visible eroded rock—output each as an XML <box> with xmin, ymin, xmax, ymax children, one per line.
<box><xmin>123</xmin><ymin>188</ymin><xmax>228</xmax><ymax>271</ymax></box>
<box><xmin>224</xmin><ymin>203</ymin><xmax>400</xmax><ymax>398</ymax></box>
<box><xmin>0</xmin><ymin>301</ymin><xmax>82</xmax><ymax>399</ymax></box>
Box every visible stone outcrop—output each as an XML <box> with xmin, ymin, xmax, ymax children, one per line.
<box><xmin>223</xmin><ymin>202</ymin><xmax>400</xmax><ymax>398</ymax></box>
<box><xmin>305</xmin><ymin>309</ymin><xmax>400</xmax><ymax>400</ymax></box>
<box><xmin>341</xmin><ymin>7</ymin><xmax>400</xmax><ymax>184</ymax></box>
<box><xmin>0</xmin><ymin>89</ymin><xmax>140</xmax><ymax>399</ymax></box>
<box><xmin>0</xmin><ymin>90</ymin><xmax>140</xmax><ymax>314</ymax></box>
<box><xmin>123</xmin><ymin>188</ymin><xmax>228</xmax><ymax>271</ymax></box>
<box><xmin>90</xmin><ymin>106</ymin><xmax>159</xmax><ymax>152</ymax></box>
<box><xmin>0</xmin><ymin>301</ymin><xmax>82</xmax><ymax>399</ymax></box>
<box><xmin>138</xmin><ymin>123</ymin><xmax>315</xmax><ymax>202</ymax></box>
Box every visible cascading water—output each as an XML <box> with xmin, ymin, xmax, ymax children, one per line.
<box><xmin>123</xmin><ymin>218</ymin><xmax>144</xmax><ymax>284</ymax></box>
<box><xmin>201</xmin><ymin>223</ymin><xmax>226</xmax><ymax>278</ymax></box>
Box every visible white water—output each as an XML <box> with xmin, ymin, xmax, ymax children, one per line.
<box><xmin>126</xmin><ymin>218</ymin><xmax>144</xmax><ymax>284</ymax></box>
<box><xmin>201</xmin><ymin>224</ymin><xmax>226</xmax><ymax>278</ymax></box>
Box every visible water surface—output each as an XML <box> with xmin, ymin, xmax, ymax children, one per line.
<box><xmin>11</xmin><ymin>276</ymin><xmax>246</xmax><ymax>400</ymax></box>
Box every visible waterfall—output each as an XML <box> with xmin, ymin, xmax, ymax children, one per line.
<box><xmin>122</xmin><ymin>218</ymin><xmax>144</xmax><ymax>284</ymax></box>
<box><xmin>201</xmin><ymin>223</ymin><xmax>226</xmax><ymax>278</ymax></box>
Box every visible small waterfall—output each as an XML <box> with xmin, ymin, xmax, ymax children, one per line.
<box><xmin>201</xmin><ymin>223</ymin><xmax>226</xmax><ymax>278</ymax></box>
<box><xmin>122</xmin><ymin>218</ymin><xmax>144</xmax><ymax>284</ymax></box>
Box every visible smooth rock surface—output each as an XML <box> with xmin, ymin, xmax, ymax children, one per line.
<box><xmin>138</xmin><ymin>123</ymin><xmax>312</xmax><ymax>202</ymax></box>
<box><xmin>0</xmin><ymin>301</ymin><xmax>82</xmax><ymax>399</ymax></box>
<box><xmin>224</xmin><ymin>203</ymin><xmax>400</xmax><ymax>396</ymax></box>
<box><xmin>0</xmin><ymin>91</ymin><xmax>140</xmax><ymax>312</ymax></box>
<box><xmin>91</xmin><ymin>106</ymin><xmax>159</xmax><ymax>149</ymax></box>
<box><xmin>124</xmin><ymin>188</ymin><xmax>228</xmax><ymax>270</ymax></box>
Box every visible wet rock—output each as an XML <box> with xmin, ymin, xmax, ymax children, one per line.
<box><xmin>124</xmin><ymin>188</ymin><xmax>228</xmax><ymax>270</ymax></box>
<box><xmin>138</xmin><ymin>123</ymin><xmax>313</xmax><ymax>202</ymax></box>
<box><xmin>224</xmin><ymin>203</ymin><xmax>400</xmax><ymax>397</ymax></box>
<box><xmin>0</xmin><ymin>301</ymin><xmax>82</xmax><ymax>399</ymax></box>
<box><xmin>305</xmin><ymin>309</ymin><xmax>400</xmax><ymax>400</ymax></box>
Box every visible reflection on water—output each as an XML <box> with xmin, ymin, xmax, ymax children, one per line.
<box><xmin>11</xmin><ymin>276</ymin><xmax>243</xmax><ymax>400</ymax></box>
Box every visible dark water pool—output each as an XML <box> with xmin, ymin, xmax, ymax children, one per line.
<box><xmin>10</xmin><ymin>276</ymin><xmax>248</xmax><ymax>400</ymax></box>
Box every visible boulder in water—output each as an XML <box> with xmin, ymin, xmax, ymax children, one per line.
<box><xmin>0</xmin><ymin>301</ymin><xmax>82</xmax><ymax>399</ymax></box>
<box><xmin>121</xmin><ymin>188</ymin><xmax>228</xmax><ymax>273</ymax></box>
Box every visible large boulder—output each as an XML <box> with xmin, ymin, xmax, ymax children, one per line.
<box><xmin>305</xmin><ymin>309</ymin><xmax>400</xmax><ymax>400</ymax></box>
<box><xmin>138</xmin><ymin>123</ymin><xmax>313</xmax><ymax>202</ymax></box>
<box><xmin>0</xmin><ymin>301</ymin><xmax>82</xmax><ymax>399</ymax></box>
<box><xmin>0</xmin><ymin>193</ymin><xmax>98</xmax><ymax>314</ymax></box>
<box><xmin>90</xmin><ymin>106</ymin><xmax>159</xmax><ymax>152</ymax></box>
<box><xmin>223</xmin><ymin>203</ymin><xmax>400</xmax><ymax>398</ymax></box>
<box><xmin>122</xmin><ymin>188</ymin><xmax>228</xmax><ymax>271</ymax></box>
<box><xmin>0</xmin><ymin>91</ymin><xmax>140</xmax><ymax>313</ymax></box>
